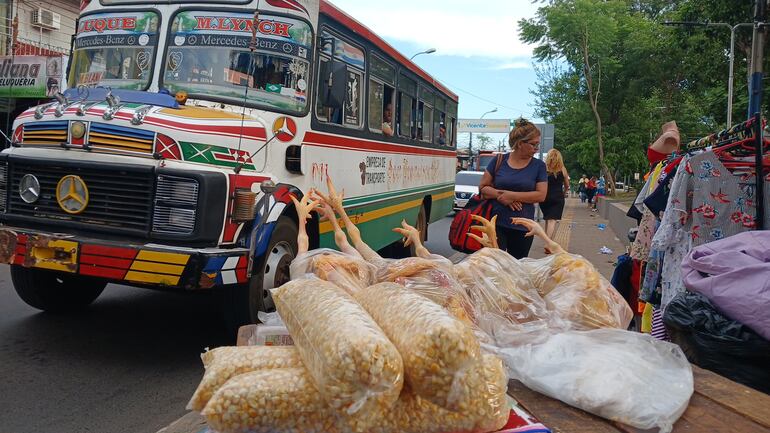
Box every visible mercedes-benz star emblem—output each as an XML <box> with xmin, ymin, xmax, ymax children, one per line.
<box><xmin>56</xmin><ymin>175</ymin><xmax>89</xmax><ymax>214</ymax></box>
<box><xmin>19</xmin><ymin>174</ymin><xmax>40</xmax><ymax>204</ymax></box>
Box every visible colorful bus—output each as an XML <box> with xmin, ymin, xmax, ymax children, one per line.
<box><xmin>3</xmin><ymin>0</ymin><xmax>458</xmax><ymax>330</ymax></box>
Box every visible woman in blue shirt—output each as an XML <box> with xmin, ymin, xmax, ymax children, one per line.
<box><xmin>478</xmin><ymin>118</ymin><xmax>548</xmax><ymax>258</ymax></box>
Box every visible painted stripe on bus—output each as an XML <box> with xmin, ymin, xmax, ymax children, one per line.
<box><xmin>319</xmin><ymin>190</ymin><xmax>454</xmax><ymax>234</ymax></box>
<box><xmin>303</xmin><ymin>131</ymin><xmax>457</xmax><ymax>157</ymax></box>
<box><xmin>344</xmin><ymin>182</ymin><xmax>455</xmax><ymax>207</ymax></box>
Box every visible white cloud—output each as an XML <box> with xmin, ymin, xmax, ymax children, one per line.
<box><xmin>326</xmin><ymin>0</ymin><xmax>538</xmax><ymax>60</ymax></box>
<box><xmin>491</xmin><ymin>61</ymin><xmax>532</xmax><ymax>70</ymax></box>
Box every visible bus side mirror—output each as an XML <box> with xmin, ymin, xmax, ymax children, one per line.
<box><xmin>320</xmin><ymin>60</ymin><xmax>347</xmax><ymax>109</ymax></box>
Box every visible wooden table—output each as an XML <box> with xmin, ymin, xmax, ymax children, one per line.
<box><xmin>159</xmin><ymin>365</ymin><xmax>770</xmax><ymax>433</ymax></box>
<box><xmin>509</xmin><ymin>365</ymin><xmax>770</xmax><ymax>433</ymax></box>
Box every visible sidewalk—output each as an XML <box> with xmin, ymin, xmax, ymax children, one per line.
<box><xmin>529</xmin><ymin>197</ymin><xmax>626</xmax><ymax>280</ymax></box>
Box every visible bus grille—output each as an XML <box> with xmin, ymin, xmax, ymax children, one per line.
<box><xmin>88</xmin><ymin>123</ymin><xmax>155</xmax><ymax>154</ymax></box>
<box><xmin>8</xmin><ymin>161</ymin><xmax>154</xmax><ymax>233</ymax></box>
<box><xmin>22</xmin><ymin>121</ymin><xmax>68</xmax><ymax>145</ymax></box>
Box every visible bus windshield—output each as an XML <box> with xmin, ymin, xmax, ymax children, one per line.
<box><xmin>164</xmin><ymin>11</ymin><xmax>313</xmax><ymax>114</ymax></box>
<box><xmin>68</xmin><ymin>11</ymin><xmax>160</xmax><ymax>90</ymax></box>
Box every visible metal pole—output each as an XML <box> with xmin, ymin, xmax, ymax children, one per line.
<box><xmin>468</xmin><ymin>132</ymin><xmax>473</xmax><ymax>170</ymax></box>
<box><xmin>728</xmin><ymin>25</ymin><xmax>736</xmax><ymax>127</ymax></box>
<box><xmin>748</xmin><ymin>2</ymin><xmax>767</xmax><ymax>116</ymax></box>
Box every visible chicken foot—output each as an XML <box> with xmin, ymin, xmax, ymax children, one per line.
<box><xmin>467</xmin><ymin>215</ymin><xmax>499</xmax><ymax>249</ymax></box>
<box><xmin>392</xmin><ymin>220</ymin><xmax>432</xmax><ymax>259</ymax></box>
<box><xmin>510</xmin><ymin>217</ymin><xmax>566</xmax><ymax>255</ymax></box>
<box><xmin>289</xmin><ymin>191</ymin><xmax>320</xmax><ymax>255</ymax></box>
<box><xmin>315</xmin><ymin>176</ymin><xmax>383</xmax><ymax>263</ymax></box>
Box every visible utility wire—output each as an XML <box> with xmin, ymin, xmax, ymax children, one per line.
<box><xmin>439</xmin><ymin>79</ymin><xmax>539</xmax><ymax>119</ymax></box>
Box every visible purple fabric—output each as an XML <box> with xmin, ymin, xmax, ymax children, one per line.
<box><xmin>681</xmin><ymin>231</ymin><xmax>770</xmax><ymax>340</ymax></box>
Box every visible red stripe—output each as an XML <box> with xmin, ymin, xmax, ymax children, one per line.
<box><xmin>223</xmin><ymin>174</ymin><xmax>270</xmax><ymax>243</ymax></box>
<box><xmin>13</xmin><ymin>254</ymin><xmax>24</xmax><ymax>265</ymax></box>
<box><xmin>237</xmin><ymin>255</ymin><xmax>247</xmax><ymax>268</ymax></box>
<box><xmin>81</xmin><ymin>244</ymin><xmax>137</xmax><ymax>259</ymax></box>
<box><xmin>80</xmin><ymin>265</ymin><xmax>127</xmax><ymax>280</ymax></box>
<box><xmin>319</xmin><ymin>0</ymin><xmax>457</xmax><ymax>102</ymax></box>
<box><xmin>303</xmin><ymin>131</ymin><xmax>456</xmax><ymax>157</ymax></box>
<box><xmin>235</xmin><ymin>268</ymin><xmax>248</xmax><ymax>283</ymax></box>
<box><xmin>80</xmin><ymin>254</ymin><xmax>133</xmax><ymax>269</ymax></box>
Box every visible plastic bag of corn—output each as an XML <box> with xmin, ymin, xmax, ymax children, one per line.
<box><xmin>290</xmin><ymin>249</ymin><xmax>377</xmax><ymax>293</ymax></box>
<box><xmin>354</xmin><ymin>282</ymin><xmax>481</xmax><ymax>411</ymax></box>
<box><xmin>372</xmin><ymin>353</ymin><xmax>510</xmax><ymax>433</ymax></box>
<box><xmin>203</xmin><ymin>354</ymin><xmax>509</xmax><ymax>433</ymax></box>
<box><xmin>272</xmin><ymin>278</ymin><xmax>403</xmax><ymax>427</ymax></box>
<box><xmin>187</xmin><ymin>346</ymin><xmax>302</xmax><ymax>412</ymax></box>
<box><xmin>202</xmin><ymin>368</ymin><xmax>340</xmax><ymax>433</ymax></box>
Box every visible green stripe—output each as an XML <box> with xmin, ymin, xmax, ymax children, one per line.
<box><xmin>344</xmin><ymin>181</ymin><xmax>454</xmax><ymax>206</ymax></box>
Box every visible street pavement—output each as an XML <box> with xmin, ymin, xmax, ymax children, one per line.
<box><xmin>0</xmin><ymin>197</ymin><xmax>625</xmax><ymax>433</ymax></box>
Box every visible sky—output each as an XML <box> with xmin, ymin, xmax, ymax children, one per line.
<box><xmin>327</xmin><ymin>0</ymin><xmax>544</xmax><ymax>149</ymax></box>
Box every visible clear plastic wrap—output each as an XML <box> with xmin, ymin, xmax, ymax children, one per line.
<box><xmin>354</xmin><ymin>282</ymin><xmax>480</xmax><ymax>411</ymax></box>
<box><xmin>290</xmin><ymin>249</ymin><xmax>377</xmax><ymax>294</ymax></box>
<box><xmin>202</xmin><ymin>368</ymin><xmax>341</xmax><ymax>433</ymax></box>
<box><xmin>272</xmin><ymin>278</ymin><xmax>403</xmax><ymax>427</ymax></box>
<box><xmin>203</xmin><ymin>354</ymin><xmax>509</xmax><ymax>433</ymax></box>
<box><xmin>377</xmin><ymin>255</ymin><xmax>477</xmax><ymax>328</ymax></box>
<box><xmin>521</xmin><ymin>253</ymin><xmax>633</xmax><ymax>330</ymax></box>
<box><xmin>498</xmin><ymin>329</ymin><xmax>693</xmax><ymax>433</ymax></box>
<box><xmin>187</xmin><ymin>346</ymin><xmax>302</xmax><ymax>412</ymax></box>
<box><xmin>454</xmin><ymin>248</ymin><xmax>555</xmax><ymax>346</ymax></box>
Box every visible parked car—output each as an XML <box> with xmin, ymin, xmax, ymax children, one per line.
<box><xmin>454</xmin><ymin>170</ymin><xmax>484</xmax><ymax>210</ymax></box>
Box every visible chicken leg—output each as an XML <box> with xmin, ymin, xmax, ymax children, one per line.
<box><xmin>289</xmin><ymin>191</ymin><xmax>320</xmax><ymax>255</ymax></box>
<box><xmin>393</xmin><ymin>220</ymin><xmax>432</xmax><ymax>259</ymax></box>
<box><xmin>510</xmin><ymin>217</ymin><xmax>566</xmax><ymax>255</ymax></box>
<box><xmin>315</xmin><ymin>176</ymin><xmax>383</xmax><ymax>263</ymax></box>
<box><xmin>313</xmin><ymin>196</ymin><xmax>362</xmax><ymax>258</ymax></box>
<box><xmin>467</xmin><ymin>215</ymin><xmax>499</xmax><ymax>249</ymax></box>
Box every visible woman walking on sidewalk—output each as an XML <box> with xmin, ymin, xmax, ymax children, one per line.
<box><xmin>586</xmin><ymin>176</ymin><xmax>597</xmax><ymax>208</ymax></box>
<box><xmin>479</xmin><ymin>118</ymin><xmax>547</xmax><ymax>259</ymax></box>
<box><xmin>541</xmin><ymin>149</ymin><xmax>570</xmax><ymax>244</ymax></box>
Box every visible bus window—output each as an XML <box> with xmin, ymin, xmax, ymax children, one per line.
<box><xmin>163</xmin><ymin>11</ymin><xmax>312</xmax><ymax>114</ymax></box>
<box><xmin>435</xmin><ymin>111</ymin><xmax>446</xmax><ymax>146</ymax></box>
<box><xmin>315</xmin><ymin>28</ymin><xmax>365</xmax><ymax>128</ymax></box>
<box><xmin>369</xmin><ymin>79</ymin><xmax>394</xmax><ymax>136</ymax></box>
<box><xmin>422</xmin><ymin>105</ymin><xmax>433</xmax><ymax>143</ymax></box>
<box><xmin>398</xmin><ymin>92</ymin><xmax>415</xmax><ymax>139</ymax></box>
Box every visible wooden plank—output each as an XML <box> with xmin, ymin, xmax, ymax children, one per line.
<box><xmin>508</xmin><ymin>380</ymin><xmax>624</xmax><ymax>433</ymax></box>
<box><xmin>673</xmin><ymin>392</ymin><xmax>770</xmax><ymax>433</ymax></box>
<box><xmin>691</xmin><ymin>365</ymin><xmax>770</xmax><ymax>428</ymax></box>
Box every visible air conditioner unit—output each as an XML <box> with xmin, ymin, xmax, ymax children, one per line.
<box><xmin>31</xmin><ymin>8</ymin><xmax>61</xmax><ymax>30</ymax></box>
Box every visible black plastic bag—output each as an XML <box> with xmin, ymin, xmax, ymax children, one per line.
<box><xmin>664</xmin><ymin>291</ymin><xmax>770</xmax><ymax>394</ymax></box>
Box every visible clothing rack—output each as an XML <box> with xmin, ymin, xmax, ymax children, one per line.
<box><xmin>686</xmin><ymin>115</ymin><xmax>765</xmax><ymax>229</ymax></box>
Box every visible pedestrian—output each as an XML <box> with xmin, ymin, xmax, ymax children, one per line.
<box><xmin>586</xmin><ymin>176</ymin><xmax>597</xmax><ymax>208</ymax></box>
<box><xmin>478</xmin><ymin>118</ymin><xmax>547</xmax><ymax>259</ymax></box>
<box><xmin>597</xmin><ymin>175</ymin><xmax>606</xmax><ymax>197</ymax></box>
<box><xmin>578</xmin><ymin>175</ymin><xmax>587</xmax><ymax>203</ymax></box>
<box><xmin>541</xmin><ymin>149</ymin><xmax>570</xmax><ymax>250</ymax></box>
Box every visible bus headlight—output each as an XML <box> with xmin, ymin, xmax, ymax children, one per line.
<box><xmin>152</xmin><ymin>175</ymin><xmax>199</xmax><ymax>234</ymax></box>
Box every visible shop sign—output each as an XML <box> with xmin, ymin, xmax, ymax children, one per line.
<box><xmin>458</xmin><ymin>119</ymin><xmax>511</xmax><ymax>133</ymax></box>
<box><xmin>0</xmin><ymin>55</ymin><xmax>63</xmax><ymax>98</ymax></box>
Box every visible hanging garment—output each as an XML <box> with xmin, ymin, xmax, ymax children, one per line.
<box><xmin>650</xmin><ymin>306</ymin><xmax>670</xmax><ymax>341</ymax></box>
<box><xmin>650</xmin><ymin>158</ymin><xmax>691</xmax><ymax>312</ymax></box>
<box><xmin>681</xmin><ymin>230</ymin><xmax>770</xmax><ymax>341</ymax></box>
<box><xmin>630</xmin><ymin>162</ymin><xmax>665</xmax><ymax>260</ymax></box>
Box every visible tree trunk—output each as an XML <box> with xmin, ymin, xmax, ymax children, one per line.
<box><xmin>581</xmin><ymin>29</ymin><xmax>616</xmax><ymax>196</ymax></box>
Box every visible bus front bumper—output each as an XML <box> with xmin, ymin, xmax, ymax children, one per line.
<box><xmin>0</xmin><ymin>226</ymin><xmax>251</xmax><ymax>290</ymax></box>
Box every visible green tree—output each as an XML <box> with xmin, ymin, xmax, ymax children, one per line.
<box><xmin>476</xmin><ymin>133</ymin><xmax>493</xmax><ymax>150</ymax></box>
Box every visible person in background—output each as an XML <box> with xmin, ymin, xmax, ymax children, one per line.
<box><xmin>586</xmin><ymin>176</ymin><xmax>598</xmax><ymax>209</ymax></box>
<box><xmin>597</xmin><ymin>175</ymin><xmax>606</xmax><ymax>196</ymax></box>
<box><xmin>578</xmin><ymin>174</ymin><xmax>588</xmax><ymax>203</ymax></box>
<box><xmin>478</xmin><ymin>118</ymin><xmax>547</xmax><ymax>259</ymax></box>
<box><xmin>540</xmin><ymin>149</ymin><xmax>570</xmax><ymax>250</ymax></box>
<box><xmin>382</xmin><ymin>102</ymin><xmax>394</xmax><ymax>137</ymax></box>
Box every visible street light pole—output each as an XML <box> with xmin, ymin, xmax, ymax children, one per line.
<box><xmin>664</xmin><ymin>21</ymin><xmax>752</xmax><ymax>127</ymax></box>
<box><xmin>410</xmin><ymin>48</ymin><xmax>437</xmax><ymax>61</ymax></box>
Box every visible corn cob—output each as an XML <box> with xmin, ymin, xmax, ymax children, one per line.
<box><xmin>188</xmin><ymin>346</ymin><xmax>302</xmax><ymax>412</ymax></box>
<box><xmin>272</xmin><ymin>278</ymin><xmax>403</xmax><ymax>426</ymax></box>
<box><xmin>354</xmin><ymin>282</ymin><xmax>481</xmax><ymax>411</ymax></box>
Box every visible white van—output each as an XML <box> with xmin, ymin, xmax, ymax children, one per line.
<box><xmin>454</xmin><ymin>171</ymin><xmax>484</xmax><ymax>210</ymax></box>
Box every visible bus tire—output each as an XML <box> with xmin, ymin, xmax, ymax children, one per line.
<box><xmin>10</xmin><ymin>265</ymin><xmax>106</xmax><ymax>312</ymax></box>
<box><xmin>386</xmin><ymin>203</ymin><xmax>427</xmax><ymax>258</ymax></box>
<box><xmin>221</xmin><ymin>216</ymin><xmax>298</xmax><ymax>333</ymax></box>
